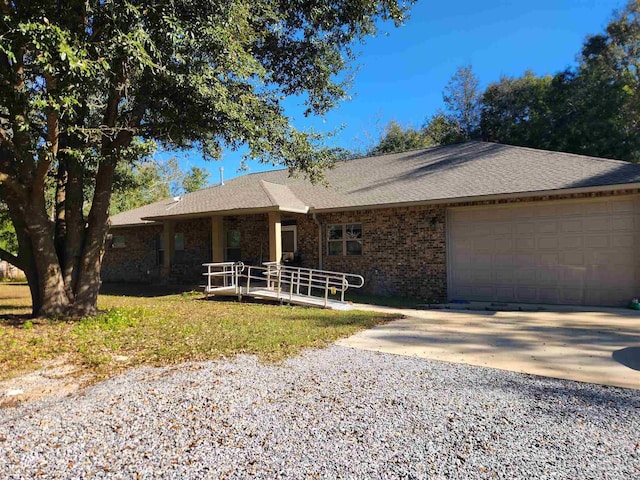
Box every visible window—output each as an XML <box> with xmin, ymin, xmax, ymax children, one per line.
<box><xmin>157</xmin><ymin>235</ymin><xmax>165</xmax><ymax>266</ymax></box>
<box><xmin>281</xmin><ymin>225</ymin><xmax>297</xmax><ymax>261</ymax></box>
<box><xmin>111</xmin><ymin>235</ymin><xmax>126</xmax><ymax>249</ymax></box>
<box><xmin>174</xmin><ymin>232</ymin><xmax>185</xmax><ymax>251</ymax></box>
<box><xmin>225</xmin><ymin>230</ymin><xmax>241</xmax><ymax>261</ymax></box>
<box><xmin>327</xmin><ymin>223</ymin><xmax>362</xmax><ymax>256</ymax></box>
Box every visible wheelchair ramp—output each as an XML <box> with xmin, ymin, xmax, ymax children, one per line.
<box><xmin>202</xmin><ymin>262</ymin><xmax>364</xmax><ymax>310</ymax></box>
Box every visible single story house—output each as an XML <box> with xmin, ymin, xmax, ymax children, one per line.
<box><xmin>104</xmin><ymin>141</ymin><xmax>640</xmax><ymax>307</ymax></box>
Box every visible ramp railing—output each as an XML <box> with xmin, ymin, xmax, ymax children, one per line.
<box><xmin>202</xmin><ymin>262</ymin><xmax>364</xmax><ymax>307</ymax></box>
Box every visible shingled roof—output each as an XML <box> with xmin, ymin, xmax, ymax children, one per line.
<box><xmin>110</xmin><ymin>141</ymin><xmax>640</xmax><ymax>227</ymax></box>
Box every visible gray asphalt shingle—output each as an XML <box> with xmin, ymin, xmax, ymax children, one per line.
<box><xmin>111</xmin><ymin>141</ymin><xmax>640</xmax><ymax>226</ymax></box>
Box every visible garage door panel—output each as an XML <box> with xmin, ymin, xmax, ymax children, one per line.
<box><xmin>613</xmin><ymin>234</ymin><xmax>634</xmax><ymax>248</ymax></box>
<box><xmin>494</xmin><ymin>238</ymin><xmax>513</xmax><ymax>250</ymax></box>
<box><xmin>538</xmin><ymin>237</ymin><xmax>559</xmax><ymax>249</ymax></box>
<box><xmin>495</xmin><ymin>269</ymin><xmax>515</xmax><ymax>282</ymax></box>
<box><xmin>516</xmin><ymin>223</ymin><xmax>535</xmax><ymax>235</ymax></box>
<box><xmin>559</xmin><ymin>236</ymin><xmax>582</xmax><ymax>249</ymax></box>
<box><xmin>563</xmin><ymin>267</ymin><xmax>586</xmax><ymax>283</ymax></box>
<box><xmin>538</xmin><ymin>221</ymin><xmax>558</xmax><ymax>234</ymax></box>
<box><xmin>584</xmin><ymin>235</ymin><xmax>609</xmax><ymax>248</ymax></box>
<box><xmin>495</xmin><ymin>286</ymin><xmax>515</xmax><ymax>301</ymax></box>
<box><xmin>561</xmin><ymin>251</ymin><xmax>584</xmax><ymax>266</ymax></box>
<box><xmin>514</xmin><ymin>268</ymin><xmax>537</xmax><ymax>283</ymax></box>
<box><xmin>561</xmin><ymin>219</ymin><xmax>583</xmax><ymax>233</ymax></box>
<box><xmin>538</xmin><ymin>253</ymin><xmax>559</xmax><ymax>267</ymax></box>
<box><xmin>515</xmin><ymin>286</ymin><xmax>538</xmax><ymax>302</ymax></box>
<box><xmin>584</xmin><ymin>217</ymin><xmax>610</xmax><ymax>232</ymax></box>
<box><xmin>515</xmin><ymin>237</ymin><xmax>535</xmax><ymax>250</ymax></box>
<box><xmin>493</xmin><ymin>223</ymin><xmax>513</xmax><ymax>235</ymax></box>
<box><xmin>538</xmin><ymin>288</ymin><xmax>560</xmax><ymax>303</ymax></box>
<box><xmin>611</xmin><ymin>216</ymin><xmax>635</xmax><ymax>231</ymax></box>
<box><xmin>449</xmin><ymin>196</ymin><xmax>640</xmax><ymax>306</ymax></box>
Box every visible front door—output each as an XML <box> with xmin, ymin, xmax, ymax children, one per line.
<box><xmin>281</xmin><ymin>225</ymin><xmax>297</xmax><ymax>261</ymax></box>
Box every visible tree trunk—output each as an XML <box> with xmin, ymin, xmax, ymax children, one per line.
<box><xmin>24</xmin><ymin>201</ymin><xmax>72</xmax><ymax>316</ymax></box>
<box><xmin>71</xmin><ymin>158</ymin><xmax>117</xmax><ymax>317</ymax></box>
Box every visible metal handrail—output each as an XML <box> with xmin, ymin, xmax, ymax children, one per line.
<box><xmin>203</xmin><ymin>262</ymin><xmax>364</xmax><ymax>307</ymax></box>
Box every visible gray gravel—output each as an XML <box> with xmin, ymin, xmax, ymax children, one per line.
<box><xmin>0</xmin><ymin>346</ymin><xmax>638</xmax><ymax>479</ymax></box>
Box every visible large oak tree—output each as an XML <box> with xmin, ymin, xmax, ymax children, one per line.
<box><xmin>0</xmin><ymin>0</ymin><xmax>412</xmax><ymax>317</ymax></box>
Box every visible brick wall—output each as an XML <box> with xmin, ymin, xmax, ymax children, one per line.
<box><xmin>281</xmin><ymin>213</ymin><xmax>319</xmax><ymax>269</ymax></box>
<box><xmin>103</xmin><ymin>189</ymin><xmax>640</xmax><ymax>299</ymax></box>
<box><xmin>223</xmin><ymin>214</ymin><xmax>270</xmax><ymax>265</ymax></box>
<box><xmin>317</xmin><ymin>205</ymin><xmax>447</xmax><ymax>300</ymax></box>
<box><xmin>102</xmin><ymin>225</ymin><xmax>163</xmax><ymax>283</ymax></box>
<box><xmin>170</xmin><ymin>218</ymin><xmax>212</xmax><ymax>284</ymax></box>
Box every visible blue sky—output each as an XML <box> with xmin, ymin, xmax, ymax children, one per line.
<box><xmin>167</xmin><ymin>0</ymin><xmax>626</xmax><ymax>183</ymax></box>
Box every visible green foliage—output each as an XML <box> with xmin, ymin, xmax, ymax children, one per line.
<box><xmin>480</xmin><ymin>1</ymin><xmax>640</xmax><ymax>162</ymax></box>
<box><xmin>480</xmin><ymin>71</ymin><xmax>553</xmax><ymax>147</ymax></box>
<box><xmin>0</xmin><ymin>204</ymin><xmax>17</xmax><ymax>255</ymax></box>
<box><xmin>0</xmin><ymin>283</ymin><xmax>389</xmax><ymax>380</ymax></box>
<box><xmin>422</xmin><ymin>111</ymin><xmax>463</xmax><ymax>145</ymax></box>
<box><xmin>0</xmin><ymin>0</ymin><xmax>413</xmax><ymax>315</ymax></box>
<box><xmin>369</xmin><ymin>120</ymin><xmax>432</xmax><ymax>155</ymax></box>
<box><xmin>182</xmin><ymin>166</ymin><xmax>210</xmax><ymax>193</ymax></box>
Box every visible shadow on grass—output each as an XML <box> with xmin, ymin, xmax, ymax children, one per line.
<box><xmin>345</xmin><ymin>292</ymin><xmax>425</xmax><ymax>309</ymax></box>
<box><xmin>0</xmin><ymin>313</ymin><xmax>33</xmax><ymax>326</ymax></box>
<box><xmin>100</xmin><ymin>282</ymin><xmax>199</xmax><ymax>298</ymax></box>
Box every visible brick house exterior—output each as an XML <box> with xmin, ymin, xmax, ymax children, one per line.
<box><xmin>103</xmin><ymin>143</ymin><xmax>640</xmax><ymax>306</ymax></box>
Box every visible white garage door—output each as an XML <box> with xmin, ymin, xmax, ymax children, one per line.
<box><xmin>448</xmin><ymin>196</ymin><xmax>640</xmax><ymax>306</ymax></box>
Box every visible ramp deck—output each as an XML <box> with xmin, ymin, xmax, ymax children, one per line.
<box><xmin>202</xmin><ymin>262</ymin><xmax>364</xmax><ymax>311</ymax></box>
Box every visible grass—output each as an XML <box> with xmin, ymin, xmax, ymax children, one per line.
<box><xmin>345</xmin><ymin>292</ymin><xmax>429</xmax><ymax>308</ymax></box>
<box><xmin>0</xmin><ymin>283</ymin><xmax>391</xmax><ymax>381</ymax></box>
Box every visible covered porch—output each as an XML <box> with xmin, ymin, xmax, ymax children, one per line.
<box><xmin>154</xmin><ymin>208</ymin><xmax>321</xmax><ymax>285</ymax></box>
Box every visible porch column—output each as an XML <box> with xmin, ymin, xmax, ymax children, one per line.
<box><xmin>211</xmin><ymin>216</ymin><xmax>224</xmax><ymax>262</ymax></box>
<box><xmin>268</xmin><ymin>211</ymin><xmax>282</xmax><ymax>263</ymax></box>
<box><xmin>162</xmin><ymin>220</ymin><xmax>175</xmax><ymax>275</ymax></box>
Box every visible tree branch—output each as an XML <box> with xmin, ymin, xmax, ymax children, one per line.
<box><xmin>0</xmin><ymin>247</ymin><xmax>23</xmax><ymax>270</ymax></box>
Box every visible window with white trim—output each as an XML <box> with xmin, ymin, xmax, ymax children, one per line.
<box><xmin>327</xmin><ymin>223</ymin><xmax>362</xmax><ymax>256</ymax></box>
<box><xmin>111</xmin><ymin>235</ymin><xmax>126</xmax><ymax>248</ymax></box>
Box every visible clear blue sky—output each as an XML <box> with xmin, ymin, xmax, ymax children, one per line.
<box><xmin>165</xmin><ymin>0</ymin><xmax>626</xmax><ymax>183</ymax></box>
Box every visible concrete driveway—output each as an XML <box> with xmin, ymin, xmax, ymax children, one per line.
<box><xmin>338</xmin><ymin>305</ymin><xmax>640</xmax><ymax>389</ymax></box>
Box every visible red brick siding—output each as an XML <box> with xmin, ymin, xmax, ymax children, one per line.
<box><xmin>317</xmin><ymin>205</ymin><xmax>447</xmax><ymax>300</ymax></box>
<box><xmin>170</xmin><ymin>218</ymin><xmax>212</xmax><ymax>284</ymax></box>
<box><xmin>102</xmin><ymin>225</ymin><xmax>163</xmax><ymax>283</ymax></box>
<box><xmin>223</xmin><ymin>214</ymin><xmax>270</xmax><ymax>265</ymax></box>
<box><xmin>103</xmin><ymin>189</ymin><xmax>640</xmax><ymax>300</ymax></box>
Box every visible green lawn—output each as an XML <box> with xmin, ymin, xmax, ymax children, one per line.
<box><xmin>0</xmin><ymin>283</ymin><xmax>390</xmax><ymax>381</ymax></box>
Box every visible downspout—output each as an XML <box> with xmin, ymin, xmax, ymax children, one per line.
<box><xmin>312</xmin><ymin>212</ymin><xmax>323</xmax><ymax>270</ymax></box>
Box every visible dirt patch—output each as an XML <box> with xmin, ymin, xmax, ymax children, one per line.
<box><xmin>0</xmin><ymin>358</ymin><xmax>94</xmax><ymax>408</ymax></box>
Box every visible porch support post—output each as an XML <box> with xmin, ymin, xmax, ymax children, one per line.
<box><xmin>211</xmin><ymin>216</ymin><xmax>224</xmax><ymax>262</ymax></box>
<box><xmin>162</xmin><ymin>220</ymin><xmax>175</xmax><ymax>276</ymax></box>
<box><xmin>268</xmin><ymin>211</ymin><xmax>282</xmax><ymax>263</ymax></box>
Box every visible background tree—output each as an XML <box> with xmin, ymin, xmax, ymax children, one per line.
<box><xmin>0</xmin><ymin>0</ymin><xmax>412</xmax><ymax>317</ymax></box>
<box><xmin>182</xmin><ymin>166</ymin><xmax>210</xmax><ymax>194</ymax></box>
<box><xmin>369</xmin><ymin>120</ymin><xmax>432</xmax><ymax>155</ymax></box>
<box><xmin>480</xmin><ymin>71</ymin><xmax>553</xmax><ymax>147</ymax></box>
<box><xmin>548</xmin><ymin>0</ymin><xmax>640</xmax><ymax>161</ymax></box>
<box><xmin>422</xmin><ymin>111</ymin><xmax>462</xmax><ymax>145</ymax></box>
<box><xmin>480</xmin><ymin>1</ymin><xmax>639</xmax><ymax>162</ymax></box>
<box><xmin>442</xmin><ymin>65</ymin><xmax>482</xmax><ymax>140</ymax></box>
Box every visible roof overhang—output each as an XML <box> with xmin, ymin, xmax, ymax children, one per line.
<box><xmin>309</xmin><ymin>183</ymin><xmax>640</xmax><ymax>213</ymax></box>
<box><xmin>141</xmin><ymin>205</ymin><xmax>309</xmax><ymax>222</ymax></box>
<box><xmin>109</xmin><ymin>221</ymin><xmax>163</xmax><ymax>229</ymax></box>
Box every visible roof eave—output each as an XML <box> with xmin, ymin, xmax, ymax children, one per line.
<box><xmin>309</xmin><ymin>182</ymin><xmax>640</xmax><ymax>213</ymax></box>
<box><xmin>109</xmin><ymin>221</ymin><xmax>162</xmax><ymax>228</ymax></box>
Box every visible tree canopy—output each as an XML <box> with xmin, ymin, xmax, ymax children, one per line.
<box><xmin>370</xmin><ymin>0</ymin><xmax>640</xmax><ymax>161</ymax></box>
<box><xmin>0</xmin><ymin>0</ymin><xmax>413</xmax><ymax>316</ymax></box>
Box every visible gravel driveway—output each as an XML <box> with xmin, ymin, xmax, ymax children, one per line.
<box><xmin>1</xmin><ymin>346</ymin><xmax>638</xmax><ymax>479</ymax></box>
